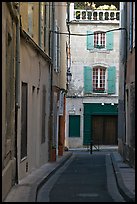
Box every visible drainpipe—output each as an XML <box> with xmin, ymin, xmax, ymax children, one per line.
<box><xmin>119</xmin><ymin>2</ymin><xmax>127</xmax><ymax>158</ymax></box>
<box><xmin>15</xmin><ymin>2</ymin><xmax>20</xmax><ymax>184</ymax></box>
<box><xmin>49</xmin><ymin>2</ymin><xmax>55</xmax><ymax>160</ymax></box>
<box><xmin>123</xmin><ymin>2</ymin><xmax>127</xmax><ymax>144</ymax></box>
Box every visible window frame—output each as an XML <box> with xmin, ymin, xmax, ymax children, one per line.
<box><xmin>94</xmin><ymin>31</ymin><xmax>106</xmax><ymax>49</ymax></box>
<box><xmin>92</xmin><ymin>66</ymin><xmax>107</xmax><ymax>93</ymax></box>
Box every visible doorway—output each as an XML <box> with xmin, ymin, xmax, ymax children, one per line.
<box><xmin>92</xmin><ymin>115</ymin><xmax>118</xmax><ymax>145</ymax></box>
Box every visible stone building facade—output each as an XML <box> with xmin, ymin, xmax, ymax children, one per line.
<box><xmin>65</xmin><ymin>3</ymin><xmax>120</xmax><ymax>149</ymax></box>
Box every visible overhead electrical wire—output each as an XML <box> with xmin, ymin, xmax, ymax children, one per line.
<box><xmin>50</xmin><ymin>27</ymin><xmax>127</xmax><ymax>36</ymax></box>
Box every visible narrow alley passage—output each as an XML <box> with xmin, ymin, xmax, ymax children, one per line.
<box><xmin>37</xmin><ymin>151</ymin><xmax>125</xmax><ymax>202</ymax></box>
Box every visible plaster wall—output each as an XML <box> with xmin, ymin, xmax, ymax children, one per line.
<box><xmin>18</xmin><ymin>37</ymin><xmax>50</xmax><ymax>180</ymax></box>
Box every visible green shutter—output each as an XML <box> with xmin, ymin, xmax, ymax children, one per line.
<box><xmin>108</xmin><ymin>66</ymin><xmax>116</xmax><ymax>94</ymax></box>
<box><xmin>69</xmin><ymin>115</ymin><xmax>80</xmax><ymax>137</ymax></box>
<box><xmin>106</xmin><ymin>31</ymin><xmax>113</xmax><ymax>50</ymax></box>
<box><xmin>87</xmin><ymin>31</ymin><xmax>94</xmax><ymax>50</ymax></box>
<box><xmin>84</xmin><ymin>66</ymin><xmax>92</xmax><ymax>93</ymax></box>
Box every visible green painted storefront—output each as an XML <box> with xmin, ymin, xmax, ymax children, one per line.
<box><xmin>83</xmin><ymin>103</ymin><xmax>118</xmax><ymax>145</ymax></box>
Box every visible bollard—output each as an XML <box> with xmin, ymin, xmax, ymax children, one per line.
<box><xmin>90</xmin><ymin>141</ymin><xmax>92</xmax><ymax>154</ymax></box>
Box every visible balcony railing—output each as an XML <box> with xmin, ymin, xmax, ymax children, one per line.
<box><xmin>69</xmin><ymin>3</ymin><xmax>120</xmax><ymax>22</ymax></box>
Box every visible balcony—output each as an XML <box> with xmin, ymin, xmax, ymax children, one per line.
<box><xmin>69</xmin><ymin>3</ymin><xmax>120</xmax><ymax>23</ymax></box>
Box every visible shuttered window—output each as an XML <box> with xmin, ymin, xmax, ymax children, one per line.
<box><xmin>53</xmin><ymin>20</ymin><xmax>60</xmax><ymax>72</ymax></box>
<box><xmin>106</xmin><ymin>31</ymin><xmax>113</xmax><ymax>50</ymax></box>
<box><xmin>87</xmin><ymin>30</ymin><xmax>113</xmax><ymax>50</ymax></box>
<box><xmin>84</xmin><ymin>66</ymin><xmax>116</xmax><ymax>94</ymax></box>
<box><xmin>87</xmin><ymin>31</ymin><xmax>94</xmax><ymax>50</ymax></box>
<box><xmin>94</xmin><ymin>31</ymin><xmax>106</xmax><ymax>48</ymax></box>
<box><xmin>93</xmin><ymin>67</ymin><xmax>106</xmax><ymax>92</ymax></box>
<box><xmin>84</xmin><ymin>66</ymin><xmax>92</xmax><ymax>93</ymax></box>
<box><xmin>107</xmin><ymin>66</ymin><xmax>116</xmax><ymax>94</ymax></box>
<box><xmin>28</xmin><ymin>3</ymin><xmax>34</xmax><ymax>37</ymax></box>
<box><xmin>69</xmin><ymin>115</ymin><xmax>80</xmax><ymax>137</ymax></box>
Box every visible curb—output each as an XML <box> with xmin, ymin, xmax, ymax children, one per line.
<box><xmin>110</xmin><ymin>153</ymin><xmax>135</xmax><ymax>202</ymax></box>
<box><xmin>33</xmin><ymin>151</ymin><xmax>73</xmax><ymax>202</ymax></box>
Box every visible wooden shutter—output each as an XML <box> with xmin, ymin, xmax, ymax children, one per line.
<box><xmin>28</xmin><ymin>3</ymin><xmax>33</xmax><ymax>37</ymax></box>
<box><xmin>69</xmin><ymin>115</ymin><xmax>80</xmax><ymax>137</ymax></box>
<box><xmin>108</xmin><ymin>66</ymin><xmax>116</xmax><ymax>94</ymax></box>
<box><xmin>106</xmin><ymin>31</ymin><xmax>113</xmax><ymax>50</ymax></box>
<box><xmin>84</xmin><ymin>66</ymin><xmax>92</xmax><ymax>93</ymax></box>
<box><xmin>87</xmin><ymin>31</ymin><xmax>94</xmax><ymax>50</ymax></box>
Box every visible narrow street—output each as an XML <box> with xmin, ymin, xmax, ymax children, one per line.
<box><xmin>37</xmin><ymin>150</ymin><xmax>125</xmax><ymax>202</ymax></box>
<box><xmin>2</xmin><ymin>2</ymin><xmax>135</xmax><ymax>202</ymax></box>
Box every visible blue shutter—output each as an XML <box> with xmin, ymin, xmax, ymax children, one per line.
<box><xmin>87</xmin><ymin>31</ymin><xmax>94</xmax><ymax>50</ymax></box>
<box><xmin>84</xmin><ymin>66</ymin><xmax>92</xmax><ymax>93</ymax></box>
<box><xmin>108</xmin><ymin>66</ymin><xmax>116</xmax><ymax>94</ymax></box>
<box><xmin>106</xmin><ymin>31</ymin><xmax>113</xmax><ymax>50</ymax></box>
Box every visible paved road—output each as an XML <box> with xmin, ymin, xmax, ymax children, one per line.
<box><xmin>37</xmin><ymin>151</ymin><xmax>125</xmax><ymax>202</ymax></box>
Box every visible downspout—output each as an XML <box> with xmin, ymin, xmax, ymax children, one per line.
<box><xmin>49</xmin><ymin>2</ymin><xmax>55</xmax><ymax>160</ymax></box>
<box><xmin>15</xmin><ymin>2</ymin><xmax>20</xmax><ymax>184</ymax></box>
<box><xmin>123</xmin><ymin>2</ymin><xmax>127</xmax><ymax>144</ymax></box>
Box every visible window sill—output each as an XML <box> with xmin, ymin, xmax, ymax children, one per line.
<box><xmin>89</xmin><ymin>49</ymin><xmax>110</xmax><ymax>53</ymax></box>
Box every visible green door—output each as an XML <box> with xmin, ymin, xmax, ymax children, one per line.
<box><xmin>69</xmin><ymin>115</ymin><xmax>80</xmax><ymax>137</ymax></box>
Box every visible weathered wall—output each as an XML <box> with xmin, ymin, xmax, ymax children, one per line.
<box><xmin>2</xmin><ymin>2</ymin><xmax>17</xmax><ymax>201</ymax></box>
<box><xmin>17</xmin><ymin>37</ymin><xmax>50</xmax><ymax>180</ymax></box>
<box><xmin>66</xmin><ymin>20</ymin><xmax>120</xmax><ymax>148</ymax></box>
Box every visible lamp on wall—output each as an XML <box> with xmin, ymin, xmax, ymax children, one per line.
<box><xmin>67</xmin><ymin>71</ymin><xmax>72</xmax><ymax>83</ymax></box>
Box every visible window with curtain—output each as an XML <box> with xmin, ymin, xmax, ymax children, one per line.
<box><xmin>84</xmin><ymin>66</ymin><xmax>116</xmax><ymax>94</ymax></box>
<box><xmin>87</xmin><ymin>30</ymin><xmax>113</xmax><ymax>50</ymax></box>
<box><xmin>93</xmin><ymin>67</ymin><xmax>106</xmax><ymax>92</ymax></box>
<box><xmin>94</xmin><ymin>31</ymin><xmax>106</xmax><ymax>48</ymax></box>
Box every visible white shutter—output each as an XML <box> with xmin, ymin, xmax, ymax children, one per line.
<box><xmin>53</xmin><ymin>20</ymin><xmax>60</xmax><ymax>72</ymax></box>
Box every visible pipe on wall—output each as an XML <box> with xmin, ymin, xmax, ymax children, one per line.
<box><xmin>14</xmin><ymin>2</ymin><xmax>20</xmax><ymax>185</ymax></box>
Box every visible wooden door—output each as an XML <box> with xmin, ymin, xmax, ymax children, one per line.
<box><xmin>92</xmin><ymin>116</ymin><xmax>117</xmax><ymax>145</ymax></box>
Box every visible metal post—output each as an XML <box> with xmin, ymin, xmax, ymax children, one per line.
<box><xmin>90</xmin><ymin>141</ymin><xmax>93</xmax><ymax>154</ymax></box>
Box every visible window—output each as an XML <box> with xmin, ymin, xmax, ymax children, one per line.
<box><xmin>39</xmin><ymin>2</ymin><xmax>45</xmax><ymax>48</ymax></box>
<box><xmin>94</xmin><ymin>32</ymin><xmax>106</xmax><ymax>48</ymax></box>
<box><xmin>53</xmin><ymin>20</ymin><xmax>60</xmax><ymax>72</ymax></box>
<box><xmin>87</xmin><ymin>30</ymin><xmax>113</xmax><ymax>50</ymax></box>
<box><xmin>93</xmin><ymin>67</ymin><xmax>106</xmax><ymax>92</ymax></box>
<box><xmin>84</xmin><ymin>66</ymin><xmax>116</xmax><ymax>94</ymax></box>
<box><xmin>28</xmin><ymin>3</ymin><xmax>34</xmax><ymax>37</ymax></box>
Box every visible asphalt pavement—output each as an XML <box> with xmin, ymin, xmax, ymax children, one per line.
<box><xmin>4</xmin><ymin>146</ymin><xmax>135</xmax><ymax>202</ymax></box>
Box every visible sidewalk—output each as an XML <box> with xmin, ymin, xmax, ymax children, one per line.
<box><xmin>4</xmin><ymin>151</ymin><xmax>72</xmax><ymax>202</ymax></box>
<box><xmin>110</xmin><ymin>151</ymin><xmax>135</xmax><ymax>202</ymax></box>
<box><xmin>4</xmin><ymin>148</ymin><xmax>135</xmax><ymax>202</ymax></box>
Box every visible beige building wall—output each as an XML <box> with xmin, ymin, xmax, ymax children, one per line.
<box><xmin>2</xmin><ymin>2</ymin><xmax>18</xmax><ymax>201</ymax></box>
<box><xmin>20</xmin><ymin>2</ymin><xmax>39</xmax><ymax>45</ymax></box>
<box><xmin>17</xmin><ymin>2</ymin><xmax>51</xmax><ymax>180</ymax></box>
<box><xmin>17</xmin><ymin>36</ymin><xmax>50</xmax><ymax>180</ymax></box>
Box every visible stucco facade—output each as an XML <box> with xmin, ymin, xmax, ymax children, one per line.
<box><xmin>2</xmin><ymin>2</ymin><xmax>68</xmax><ymax>200</ymax></box>
<box><xmin>65</xmin><ymin>3</ymin><xmax>120</xmax><ymax>148</ymax></box>
<box><xmin>2</xmin><ymin>2</ymin><xmax>18</xmax><ymax>201</ymax></box>
<box><xmin>118</xmin><ymin>2</ymin><xmax>135</xmax><ymax>168</ymax></box>
<box><xmin>17</xmin><ymin>35</ymin><xmax>51</xmax><ymax>180</ymax></box>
